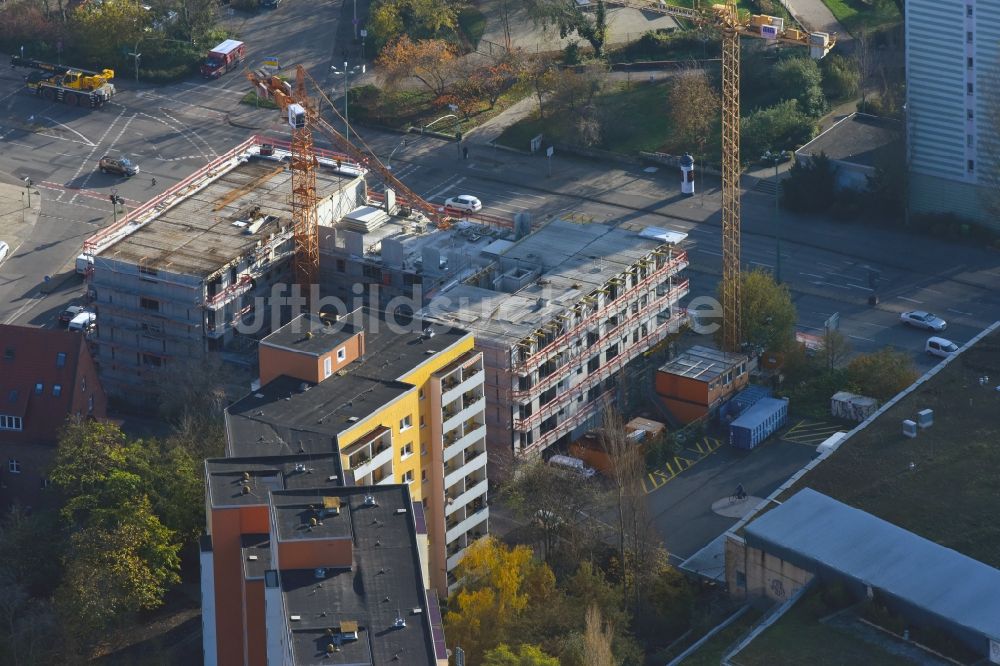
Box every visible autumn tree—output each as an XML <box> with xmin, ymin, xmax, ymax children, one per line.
<box><xmin>846</xmin><ymin>347</ymin><xmax>918</xmax><ymax>401</ymax></box>
<box><xmin>368</xmin><ymin>0</ymin><xmax>460</xmax><ymax>52</ymax></box>
<box><xmin>445</xmin><ymin>537</ymin><xmax>556</xmax><ymax>663</ymax></box>
<box><xmin>70</xmin><ymin>0</ymin><xmax>150</xmax><ymax>66</ymax></box>
<box><xmin>526</xmin><ymin>0</ymin><xmax>609</xmax><ymax>59</ymax></box>
<box><xmin>716</xmin><ymin>268</ymin><xmax>797</xmax><ymax>353</ymax></box>
<box><xmin>377</xmin><ymin>36</ymin><xmax>461</xmax><ymax>97</ymax></box>
<box><xmin>582</xmin><ymin>605</ymin><xmax>615</xmax><ymax>666</ymax></box>
<box><xmin>483</xmin><ymin>643</ymin><xmax>560</xmax><ymax>666</ymax></box>
<box><xmin>668</xmin><ymin>67</ymin><xmax>719</xmax><ymax>154</ymax></box>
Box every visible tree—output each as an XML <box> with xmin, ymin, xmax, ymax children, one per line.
<box><xmin>154</xmin><ymin>354</ymin><xmax>235</xmax><ymax>454</ymax></box>
<box><xmin>846</xmin><ymin>347</ymin><xmax>918</xmax><ymax>401</ymax></box>
<box><xmin>780</xmin><ymin>151</ymin><xmax>838</xmax><ymax>213</ymax></box>
<box><xmin>445</xmin><ymin>538</ymin><xmax>555</xmax><ymax>663</ymax></box>
<box><xmin>368</xmin><ymin>0</ymin><xmax>460</xmax><ymax>51</ymax></box>
<box><xmin>377</xmin><ymin>36</ymin><xmax>460</xmax><ymax>97</ymax></box>
<box><xmin>582</xmin><ymin>605</ymin><xmax>615</xmax><ymax>666</ymax></box>
<box><xmin>716</xmin><ymin>269</ymin><xmax>797</xmax><ymax>353</ymax></box>
<box><xmin>821</xmin><ymin>328</ymin><xmax>853</xmax><ymax>371</ymax></box>
<box><xmin>70</xmin><ymin>0</ymin><xmax>150</xmax><ymax>67</ymax></box>
<box><xmin>854</xmin><ymin>28</ymin><xmax>875</xmax><ymax>109</ymax></box>
<box><xmin>979</xmin><ymin>55</ymin><xmax>1000</xmax><ymax>218</ymax></box>
<box><xmin>526</xmin><ymin>0</ymin><xmax>608</xmax><ymax>58</ymax></box>
<box><xmin>668</xmin><ymin>67</ymin><xmax>719</xmax><ymax>154</ymax></box>
<box><xmin>821</xmin><ymin>54</ymin><xmax>860</xmax><ymax>101</ymax></box>
<box><xmin>772</xmin><ymin>56</ymin><xmax>826</xmax><ymax>117</ymax></box>
<box><xmin>483</xmin><ymin>643</ymin><xmax>560</xmax><ymax>666</ymax></box>
<box><xmin>741</xmin><ymin>100</ymin><xmax>816</xmax><ymax>163</ymax></box>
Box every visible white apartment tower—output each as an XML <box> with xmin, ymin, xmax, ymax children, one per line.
<box><xmin>906</xmin><ymin>0</ymin><xmax>1000</xmax><ymax>228</ymax></box>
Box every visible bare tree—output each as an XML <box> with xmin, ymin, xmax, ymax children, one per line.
<box><xmin>582</xmin><ymin>605</ymin><xmax>615</xmax><ymax>666</ymax></box>
<box><xmin>980</xmin><ymin>55</ymin><xmax>1000</xmax><ymax>217</ymax></box>
<box><xmin>667</xmin><ymin>66</ymin><xmax>719</xmax><ymax>154</ymax></box>
<box><xmin>497</xmin><ymin>0</ymin><xmax>514</xmax><ymax>51</ymax></box>
<box><xmin>855</xmin><ymin>29</ymin><xmax>875</xmax><ymax>110</ymax></box>
<box><xmin>601</xmin><ymin>406</ymin><xmax>656</xmax><ymax>612</ymax></box>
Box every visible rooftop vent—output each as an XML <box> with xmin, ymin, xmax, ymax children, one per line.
<box><xmin>247</xmin><ymin>554</ymin><xmax>259</xmax><ymax>561</ymax></box>
<box><xmin>347</xmin><ymin>416</ymin><xmax>360</xmax><ymax>423</ymax></box>
<box><xmin>424</xmin><ymin>349</ymin><xmax>437</xmax><ymax>355</ymax></box>
<box><xmin>411</xmin><ymin>607</ymin><xmax>423</xmax><ymax>615</ymax></box>
<box><xmin>902</xmin><ymin>419</ymin><xmax>917</xmax><ymax>438</ymax></box>
<box><xmin>395</xmin><ymin>508</ymin><xmax>407</xmax><ymax>515</ymax></box>
<box><xmin>290</xmin><ymin>615</ymin><xmax>301</xmax><ymax>621</ymax></box>
<box><xmin>300</xmin><ymin>382</ymin><xmax>310</xmax><ymax>392</ymax></box>
<box><xmin>363</xmin><ymin>495</ymin><xmax>377</xmax><ymax>507</ymax></box>
<box><xmin>393</xmin><ymin>612</ymin><xmax>406</xmax><ymax>629</ymax></box>
<box><xmin>314</xmin><ymin>567</ymin><xmax>326</xmax><ymax>580</ymax></box>
<box><xmin>422</xmin><ymin>327</ymin><xmax>435</xmax><ymax>339</ymax></box>
<box><xmin>916</xmin><ymin>408</ymin><xmax>934</xmax><ymax>429</ymax></box>
<box><xmin>243</xmin><ymin>471</ymin><xmax>251</xmax><ymax>482</ymax></box>
<box><xmin>241</xmin><ymin>485</ymin><xmax>251</xmax><ymax>495</ymax></box>
<box><xmin>294</xmin><ymin>463</ymin><xmax>306</xmax><ymax>473</ymax></box>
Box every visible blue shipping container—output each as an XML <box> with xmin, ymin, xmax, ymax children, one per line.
<box><xmin>719</xmin><ymin>385</ymin><xmax>772</xmax><ymax>423</ymax></box>
<box><xmin>729</xmin><ymin>397</ymin><xmax>789</xmax><ymax>450</ymax></box>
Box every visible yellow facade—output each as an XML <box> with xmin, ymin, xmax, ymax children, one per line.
<box><xmin>335</xmin><ymin>335</ymin><xmax>475</xmax><ymax>503</ymax></box>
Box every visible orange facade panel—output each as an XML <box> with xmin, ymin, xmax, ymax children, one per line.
<box><xmin>660</xmin><ymin>397</ymin><xmax>710</xmax><ymax>425</ymax></box>
<box><xmin>655</xmin><ymin>370</ymin><xmax>710</xmax><ymax>407</ymax></box>
<box><xmin>277</xmin><ymin>537</ymin><xmax>353</xmax><ymax>570</ymax></box>
<box><xmin>258</xmin><ymin>333</ymin><xmax>363</xmax><ymax>386</ymax></box>
<box><xmin>244</xmin><ymin>579</ymin><xmax>266</xmax><ymax>666</ymax></box>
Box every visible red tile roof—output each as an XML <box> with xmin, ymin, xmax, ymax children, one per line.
<box><xmin>0</xmin><ymin>325</ymin><xmax>105</xmax><ymax>444</ymax></box>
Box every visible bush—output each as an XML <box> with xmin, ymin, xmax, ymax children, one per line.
<box><xmin>821</xmin><ymin>54</ymin><xmax>859</xmax><ymax>101</ymax></box>
<box><xmin>741</xmin><ymin>99</ymin><xmax>816</xmax><ymax>162</ymax></box>
<box><xmin>780</xmin><ymin>152</ymin><xmax>838</xmax><ymax>213</ymax></box>
<box><xmin>772</xmin><ymin>56</ymin><xmax>826</xmax><ymax>117</ymax></box>
<box><xmin>614</xmin><ymin>30</ymin><xmax>718</xmax><ymax>62</ymax></box>
<box><xmin>139</xmin><ymin>64</ymin><xmax>196</xmax><ymax>83</ymax></box>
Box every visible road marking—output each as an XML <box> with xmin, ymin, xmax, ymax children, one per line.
<box><xmin>924</xmin><ymin>288</ymin><xmax>944</xmax><ymax>295</ymax></box>
<box><xmin>697</xmin><ymin>248</ymin><xmax>723</xmax><ymax>256</ymax></box>
<box><xmin>3</xmin><ymin>291</ymin><xmax>43</xmax><ymax>325</ymax></box>
<box><xmin>899</xmin><ymin>296</ymin><xmax>923</xmax><ymax>304</ymax></box>
<box><xmin>40</xmin><ymin>116</ymin><xmax>96</xmax><ymax>146</ymax></box>
<box><xmin>848</xmin><ymin>334</ymin><xmax>875</xmax><ymax>342</ymax></box>
<box><xmin>947</xmin><ymin>308</ymin><xmax>973</xmax><ymax>317</ymax></box>
<box><xmin>426</xmin><ymin>175</ymin><xmax>465</xmax><ymax>200</ymax></box>
<box><xmin>751</xmin><ymin>261</ymin><xmax>774</xmax><ymax>269</ymax></box>
<box><xmin>643</xmin><ymin>437</ymin><xmax>722</xmax><ymax>494</ymax></box>
<box><xmin>800</xmin><ymin>272</ymin><xmax>824</xmax><ymax>279</ymax></box>
<box><xmin>66</xmin><ymin>106</ymin><xmax>127</xmax><ymax>204</ymax></box>
<box><xmin>847</xmin><ymin>283</ymin><xmax>873</xmax><ymax>291</ymax></box>
<box><xmin>507</xmin><ymin>190</ymin><xmax>548</xmax><ymax>201</ymax></box>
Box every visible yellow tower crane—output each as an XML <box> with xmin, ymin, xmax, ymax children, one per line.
<box><xmin>608</xmin><ymin>0</ymin><xmax>835</xmax><ymax>351</ymax></box>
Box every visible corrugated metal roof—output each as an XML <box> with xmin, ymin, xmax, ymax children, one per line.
<box><xmin>745</xmin><ymin>488</ymin><xmax>1000</xmax><ymax>641</ymax></box>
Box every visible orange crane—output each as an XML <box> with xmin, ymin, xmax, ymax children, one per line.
<box><xmin>247</xmin><ymin>66</ymin><xmax>453</xmax><ymax>291</ymax></box>
<box><xmin>608</xmin><ymin>0</ymin><xmax>835</xmax><ymax>351</ymax></box>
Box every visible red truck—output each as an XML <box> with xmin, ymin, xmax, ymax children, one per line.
<box><xmin>200</xmin><ymin>40</ymin><xmax>246</xmax><ymax>79</ymax></box>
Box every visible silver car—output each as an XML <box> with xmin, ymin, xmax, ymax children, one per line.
<box><xmin>900</xmin><ymin>310</ymin><xmax>947</xmax><ymax>332</ymax></box>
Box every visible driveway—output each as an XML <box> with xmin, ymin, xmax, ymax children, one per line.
<box><xmin>779</xmin><ymin>0</ymin><xmax>850</xmax><ymax>41</ymax></box>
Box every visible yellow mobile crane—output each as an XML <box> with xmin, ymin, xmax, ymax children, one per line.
<box><xmin>10</xmin><ymin>56</ymin><xmax>116</xmax><ymax>108</ymax></box>
<box><xmin>608</xmin><ymin>0</ymin><xmax>835</xmax><ymax>352</ymax></box>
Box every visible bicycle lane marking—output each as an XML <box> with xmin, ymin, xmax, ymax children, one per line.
<box><xmin>642</xmin><ymin>437</ymin><xmax>724</xmax><ymax>494</ymax></box>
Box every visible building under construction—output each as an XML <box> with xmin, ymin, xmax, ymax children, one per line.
<box><xmin>87</xmin><ymin>138</ymin><xmax>365</xmax><ymax>399</ymax></box>
<box><xmin>422</xmin><ymin>218</ymin><xmax>690</xmax><ymax>462</ymax></box>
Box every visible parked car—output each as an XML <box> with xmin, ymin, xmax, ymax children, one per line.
<box><xmin>59</xmin><ymin>305</ymin><xmax>86</xmax><ymax>326</ymax></box>
<box><xmin>900</xmin><ymin>310</ymin><xmax>947</xmax><ymax>332</ymax></box>
<box><xmin>925</xmin><ymin>336</ymin><xmax>959</xmax><ymax>358</ymax></box>
<box><xmin>547</xmin><ymin>454</ymin><xmax>596</xmax><ymax>479</ymax></box>
<box><xmin>0</xmin><ymin>241</ymin><xmax>8</xmax><ymax>265</ymax></box>
<box><xmin>99</xmin><ymin>155</ymin><xmax>139</xmax><ymax>177</ymax></box>
<box><xmin>68</xmin><ymin>311</ymin><xmax>96</xmax><ymax>333</ymax></box>
<box><xmin>444</xmin><ymin>195</ymin><xmax>482</xmax><ymax>213</ymax></box>
<box><xmin>759</xmin><ymin>149</ymin><xmax>791</xmax><ymax>166</ymax></box>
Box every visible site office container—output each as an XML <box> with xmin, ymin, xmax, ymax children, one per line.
<box><xmin>729</xmin><ymin>397</ymin><xmax>789</xmax><ymax>450</ymax></box>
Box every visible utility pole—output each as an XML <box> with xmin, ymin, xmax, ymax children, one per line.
<box><xmin>22</xmin><ymin>177</ymin><xmax>31</xmax><ymax>207</ymax></box>
<box><xmin>330</xmin><ymin>62</ymin><xmax>362</xmax><ymax>144</ymax></box>
<box><xmin>773</xmin><ymin>156</ymin><xmax>782</xmax><ymax>283</ymax></box>
<box><xmin>129</xmin><ymin>42</ymin><xmax>141</xmax><ymax>82</ymax></box>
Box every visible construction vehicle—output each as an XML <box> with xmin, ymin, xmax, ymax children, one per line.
<box><xmin>607</xmin><ymin>0</ymin><xmax>835</xmax><ymax>352</ymax></box>
<box><xmin>201</xmin><ymin>40</ymin><xmax>246</xmax><ymax>79</ymax></box>
<box><xmin>247</xmin><ymin>66</ymin><xmax>457</xmax><ymax>291</ymax></box>
<box><xmin>10</xmin><ymin>56</ymin><xmax>115</xmax><ymax>108</ymax></box>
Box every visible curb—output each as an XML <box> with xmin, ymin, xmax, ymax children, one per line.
<box><xmin>226</xmin><ymin>113</ymin><xmax>269</xmax><ymax>130</ymax></box>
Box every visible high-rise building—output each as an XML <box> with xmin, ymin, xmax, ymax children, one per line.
<box><xmin>224</xmin><ymin>309</ymin><xmax>488</xmax><ymax>595</ymax></box>
<box><xmin>906</xmin><ymin>0</ymin><xmax>1000</xmax><ymax>227</ymax></box>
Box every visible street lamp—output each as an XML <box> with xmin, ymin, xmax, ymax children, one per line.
<box><xmin>768</xmin><ymin>153</ymin><xmax>783</xmax><ymax>284</ymax></box>
<box><xmin>386</xmin><ymin>137</ymin><xmax>408</xmax><ymax>171</ymax></box>
<box><xmin>330</xmin><ymin>62</ymin><xmax>364</xmax><ymax>144</ymax></box>
<box><xmin>22</xmin><ymin>177</ymin><xmax>32</xmax><ymax>207</ymax></box>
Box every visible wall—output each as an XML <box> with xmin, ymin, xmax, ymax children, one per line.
<box><xmin>275</xmin><ymin>537</ymin><xmax>352</xmax><ymax>570</ymax></box>
<box><xmin>258</xmin><ymin>331</ymin><xmax>363</xmax><ymax>386</ymax></box>
<box><xmin>725</xmin><ymin>535</ymin><xmax>814</xmax><ymax>604</ymax></box>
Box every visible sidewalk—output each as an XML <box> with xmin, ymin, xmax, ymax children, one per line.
<box><xmin>780</xmin><ymin>0</ymin><xmax>850</xmax><ymax>41</ymax></box>
<box><xmin>0</xmin><ymin>175</ymin><xmax>42</xmax><ymax>267</ymax></box>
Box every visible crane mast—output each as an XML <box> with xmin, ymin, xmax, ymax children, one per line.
<box><xmin>289</xmin><ymin>69</ymin><xmax>320</xmax><ymax>292</ymax></box>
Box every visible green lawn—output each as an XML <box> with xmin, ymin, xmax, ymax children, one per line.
<box><xmin>677</xmin><ymin>607</ymin><xmax>764</xmax><ymax>666</ymax></box>
<box><xmin>822</xmin><ymin>0</ymin><xmax>901</xmax><ymax>35</ymax></box>
<box><xmin>240</xmin><ymin>91</ymin><xmax>278</xmax><ymax>109</ymax></box>
<box><xmin>736</xmin><ymin>591</ymin><xmax>915</xmax><ymax>666</ymax></box>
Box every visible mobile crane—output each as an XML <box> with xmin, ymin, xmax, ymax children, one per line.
<box><xmin>10</xmin><ymin>56</ymin><xmax>116</xmax><ymax>108</ymax></box>
<box><xmin>608</xmin><ymin>0</ymin><xmax>835</xmax><ymax>352</ymax></box>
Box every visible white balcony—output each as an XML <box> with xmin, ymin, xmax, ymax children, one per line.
<box><xmin>444</xmin><ymin>449</ymin><xmax>488</xmax><ymax>489</ymax></box>
<box><xmin>443</xmin><ymin>424</ymin><xmax>486</xmax><ymax>463</ymax></box>
<box><xmin>446</xmin><ymin>505</ymin><xmax>489</xmax><ymax>544</ymax></box>
<box><xmin>441</xmin><ymin>367</ymin><xmax>484</xmax><ymax>406</ymax></box>
<box><xmin>442</xmin><ymin>400</ymin><xmax>484</xmax><ymax>434</ymax></box>
<box><xmin>445</xmin><ymin>477</ymin><xmax>488</xmax><ymax>517</ymax></box>
<box><xmin>352</xmin><ymin>444</ymin><xmax>393</xmax><ymax>480</ymax></box>
<box><xmin>447</xmin><ymin>548</ymin><xmax>467</xmax><ymax>573</ymax></box>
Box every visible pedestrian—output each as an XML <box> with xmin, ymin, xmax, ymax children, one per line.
<box><xmin>151</xmin><ymin>176</ymin><xmax>157</xmax><ymax>187</ymax></box>
<box><xmin>462</xmin><ymin>146</ymin><xmax>469</xmax><ymax>160</ymax></box>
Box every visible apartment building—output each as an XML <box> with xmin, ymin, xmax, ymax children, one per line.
<box><xmin>0</xmin><ymin>325</ymin><xmax>107</xmax><ymax>508</ymax></box>
<box><xmin>423</xmin><ymin>219</ymin><xmax>689</xmax><ymax>461</ymax></box>
<box><xmin>224</xmin><ymin>308</ymin><xmax>488</xmax><ymax>594</ymax></box>
<box><xmin>201</xmin><ymin>455</ymin><xmax>447</xmax><ymax>666</ymax></box>
<box><xmin>87</xmin><ymin>139</ymin><xmax>365</xmax><ymax>400</ymax></box>
<box><xmin>906</xmin><ymin>0</ymin><xmax>1000</xmax><ymax>227</ymax></box>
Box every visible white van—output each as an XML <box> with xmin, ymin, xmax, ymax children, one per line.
<box><xmin>925</xmin><ymin>336</ymin><xmax>958</xmax><ymax>358</ymax></box>
<box><xmin>68</xmin><ymin>311</ymin><xmax>96</xmax><ymax>332</ymax></box>
<box><xmin>547</xmin><ymin>454</ymin><xmax>596</xmax><ymax>479</ymax></box>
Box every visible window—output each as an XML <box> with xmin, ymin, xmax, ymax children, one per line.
<box><xmin>337</xmin><ymin>347</ymin><xmax>346</xmax><ymax>362</ymax></box>
<box><xmin>7</xmin><ymin>390</ymin><xmax>17</xmax><ymax>403</ymax></box>
<box><xmin>967</xmin><ymin>82</ymin><xmax>974</xmax><ymax>95</ymax></box>
<box><xmin>336</xmin><ymin>259</ymin><xmax>345</xmax><ymax>273</ymax></box>
<box><xmin>967</xmin><ymin>31</ymin><xmax>973</xmax><ymax>44</ymax></box>
<box><xmin>324</xmin><ymin>356</ymin><xmax>333</xmax><ymax>379</ymax></box>
<box><xmin>399</xmin><ymin>415</ymin><xmax>412</xmax><ymax>431</ymax></box>
<box><xmin>139</xmin><ymin>264</ymin><xmax>158</xmax><ymax>277</ymax></box>
<box><xmin>968</xmin><ymin>134</ymin><xmax>974</xmax><ymax>148</ymax></box>
<box><xmin>421</xmin><ymin>443</ymin><xmax>427</xmax><ymax>456</ymax></box>
<box><xmin>52</xmin><ymin>384</ymin><xmax>62</xmax><ymax>397</ymax></box>
<box><xmin>403</xmin><ymin>470</ymin><xmax>414</xmax><ymax>483</ymax></box>
<box><xmin>968</xmin><ymin>159</ymin><xmax>975</xmax><ymax>172</ymax></box>
<box><xmin>8</xmin><ymin>459</ymin><xmax>20</xmax><ymax>474</ymax></box>
<box><xmin>966</xmin><ymin>4</ymin><xmax>972</xmax><ymax>16</ymax></box>
<box><xmin>34</xmin><ymin>383</ymin><xmax>43</xmax><ymax>395</ymax></box>
<box><xmin>418</xmin><ymin>388</ymin><xmax>425</xmax><ymax>400</ymax></box>
<box><xmin>140</xmin><ymin>297</ymin><xmax>159</xmax><ymax>312</ymax></box>
<box><xmin>40</xmin><ymin>478</ymin><xmax>51</xmax><ymax>489</ymax></box>
<box><xmin>55</xmin><ymin>352</ymin><xmax>66</xmax><ymax>368</ymax></box>
<box><xmin>141</xmin><ymin>353</ymin><xmax>162</xmax><ymax>367</ymax></box>
<box><xmin>81</xmin><ymin>377</ymin><xmax>87</xmax><ymax>392</ymax></box>
<box><xmin>968</xmin><ymin>56</ymin><xmax>974</xmax><ymax>69</ymax></box>
<box><xmin>88</xmin><ymin>395</ymin><xmax>94</xmax><ymax>414</ymax></box>
<box><xmin>401</xmin><ymin>442</ymin><xmax>414</xmax><ymax>458</ymax></box>
<box><xmin>3</xmin><ymin>347</ymin><xmax>13</xmax><ymax>361</ymax></box>
<box><xmin>967</xmin><ymin>109</ymin><xmax>974</xmax><ymax>121</ymax></box>
<box><xmin>0</xmin><ymin>416</ymin><xmax>23</xmax><ymax>431</ymax></box>
<box><xmin>421</xmin><ymin>469</ymin><xmax>427</xmax><ymax>482</ymax></box>
<box><xmin>420</xmin><ymin>415</ymin><xmax>426</xmax><ymax>428</ymax></box>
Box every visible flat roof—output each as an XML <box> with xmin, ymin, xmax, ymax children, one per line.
<box><xmin>270</xmin><ymin>488</ymin><xmax>355</xmax><ymax>542</ymax></box>
<box><xmin>746</xmin><ymin>488</ymin><xmax>1000</xmax><ymax>642</ymax></box>
<box><xmin>241</xmin><ymin>533</ymin><xmax>272</xmax><ymax>579</ymax></box>
<box><xmin>205</xmin><ymin>453</ymin><xmax>343</xmax><ymax>508</ymax></box>
<box><xmin>796</xmin><ymin>112</ymin><xmax>900</xmax><ymax>168</ymax></box>
<box><xmin>226</xmin><ymin>309</ymin><xmax>470</xmax><ymax>457</ymax></box>
<box><xmin>658</xmin><ymin>345</ymin><xmax>746</xmax><ymax>382</ymax></box>
<box><xmin>423</xmin><ymin>218</ymin><xmax>675</xmax><ymax>345</ymax></box>
<box><xmin>261</xmin><ymin>313</ymin><xmax>361</xmax><ymax>356</ymax></box>
<box><xmin>274</xmin><ymin>486</ymin><xmax>438</xmax><ymax>665</ymax></box>
<box><xmin>97</xmin><ymin>156</ymin><xmax>353</xmax><ymax>276</ymax></box>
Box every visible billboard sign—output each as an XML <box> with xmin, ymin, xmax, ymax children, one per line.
<box><xmin>761</xmin><ymin>24</ymin><xmax>779</xmax><ymax>39</ymax></box>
